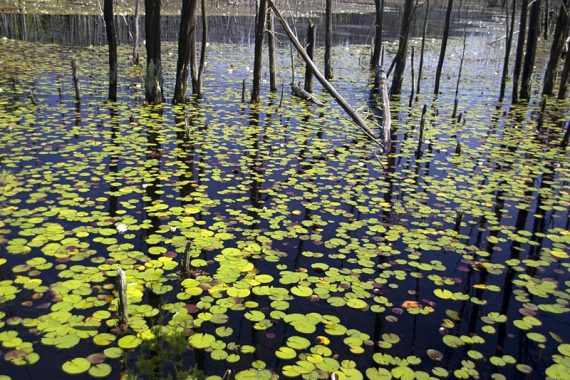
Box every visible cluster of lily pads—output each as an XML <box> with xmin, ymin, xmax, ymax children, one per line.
<box><xmin>0</xmin><ymin>17</ymin><xmax>569</xmax><ymax>380</ymax></box>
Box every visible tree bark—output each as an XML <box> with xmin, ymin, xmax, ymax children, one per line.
<box><xmin>251</xmin><ymin>0</ymin><xmax>267</xmax><ymax>103</ymax></box>
<box><xmin>173</xmin><ymin>0</ymin><xmax>197</xmax><ymax>104</ymax></box>
<box><xmin>145</xmin><ymin>0</ymin><xmax>163</xmax><ymax>104</ymax></box>
<box><xmin>512</xmin><ymin>0</ymin><xmax>528</xmax><ymax>102</ymax></box>
<box><xmin>195</xmin><ymin>0</ymin><xmax>207</xmax><ymax>97</ymax></box>
<box><xmin>416</xmin><ymin>0</ymin><xmax>429</xmax><ymax>95</ymax></box>
<box><xmin>434</xmin><ymin>0</ymin><xmax>454</xmax><ymax>95</ymax></box>
<box><xmin>542</xmin><ymin>0</ymin><xmax>569</xmax><ymax>96</ymax></box>
<box><xmin>304</xmin><ymin>20</ymin><xmax>316</xmax><ymax>93</ymax></box>
<box><xmin>520</xmin><ymin>0</ymin><xmax>542</xmax><ymax>99</ymax></box>
<box><xmin>499</xmin><ymin>0</ymin><xmax>516</xmax><ymax>101</ymax></box>
<box><xmin>104</xmin><ymin>0</ymin><xmax>118</xmax><ymax>101</ymax></box>
<box><xmin>390</xmin><ymin>0</ymin><xmax>414</xmax><ymax>95</ymax></box>
<box><xmin>71</xmin><ymin>57</ymin><xmax>80</xmax><ymax>103</ymax></box>
<box><xmin>325</xmin><ymin>0</ymin><xmax>333</xmax><ymax>79</ymax></box>
<box><xmin>370</xmin><ymin>0</ymin><xmax>384</xmax><ymax>70</ymax></box>
<box><xmin>132</xmin><ymin>0</ymin><xmax>140</xmax><ymax>65</ymax></box>
<box><xmin>267</xmin><ymin>9</ymin><xmax>277</xmax><ymax>91</ymax></box>
<box><xmin>558</xmin><ymin>37</ymin><xmax>570</xmax><ymax>99</ymax></box>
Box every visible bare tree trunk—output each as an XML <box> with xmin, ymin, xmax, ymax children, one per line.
<box><xmin>409</xmin><ymin>46</ymin><xmax>415</xmax><ymax>107</ymax></box>
<box><xmin>195</xmin><ymin>0</ymin><xmax>207</xmax><ymax>97</ymax></box>
<box><xmin>377</xmin><ymin>68</ymin><xmax>391</xmax><ymax>144</ymax></box>
<box><xmin>325</xmin><ymin>0</ymin><xmax>333</xmax><ymax>79</ymax></box>
<box><xmin>304</xmin><ymin>20</ymin><xmax>316</xmax><ymax>93</ymax></box>
<box><xmin>520</xmin><ymin>0</ymin><xmax>541</xmax><ymax>99</ymax></box>
<box><xmin>434</xmin><ymin>0</ymin><xmax>454</xmax><ymax>95</ymax></box>
<box><xmin>251</xmin><ymin>0</ymin><xmax>267</xmax><ymax>103</ymax></box>
<box><xmin>512</xmin><ymin>0</ymin><xmax>528</xmax><ymax>102</ymax></box>
<box><xmin>71</xmin><ymin>57</ymin><xmax>81</xmax><ymax>103</ymax></box>
<box><xmin>499</xmin><ymin>0</ymin><xmax>516</xmax><ymax>101</ymax></box>
<box><xmin>453</xmin><ymin>12</ymin><xmax>468</xmax><ymax>117</ymax></box>
<box><xmin>104</xmin><ymin>0</ymin><xmax>118</xmax><ymax>101</ymax></box>
<box><xmin>267</xmin><ymin>9</ymin><xmax>277</xmax><ymax>91</ymax></box>
<box><xmin>145</xmin><ymin>0</ymin><xmax>163</xmax><ymax>104</ymax></box>
<box><xmin>133</xmin><ymin>0</ymin><xmax>140</xmax><ymax>64</ymax></box>
<box><xmin>416</xmin><ymin>0</ymin><xmax>429</xmax><ymax>95</ymax></box>
<box><xmin>558</xmin><ymin>38</ymin><xmax>570</xmax><ymax>99</ymax></box>
<box><xmin>543</xmin><ymin>0</ymin><xmax>549</xmax><ymax>40</ymax></box>
<box><xmin>542</xmin><ymin>0</ymin><xmax>569</xmax><ymax>96</ymax></box>
<box><xmin>520</xmin><ymin>0</ymin><xmax>542</xmax><ymax>100</ymax></box>
<box><xmin>370</xmin><ymin>0</ymin><xmax>384</xmax><ymax>70</ymax></box>
<box><xmin>390</xmin><ymin>0</ymin><xmax>415</xmax><ymax>95</ymax></box>
<box><xmin>173</xmin><ymin>0</ymin><xmax>198</xmax><ymax>104</ymax></box>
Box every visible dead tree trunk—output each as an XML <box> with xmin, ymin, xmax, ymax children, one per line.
<box><xmin>251</xmin><ymin>0</ymin><xmax>267</xmax><ymax>103</ymax></box>
<box><xmin>409</xmin><ymin>46</ymin><xmax>415</xmax><ymax>107</ymax></box>
<box><xmin>304</xmin><ymin>20</ymin><xmax>316</xmax><ymax>93</ymax></box>
<box><xmin>195</xmin><ymin>0</ymin><xmax>207</xmax><ymax>97</ymax></box>
<box><xmin>542</xmin><ymin>0</ymin><xmax>569</xmax><ymax>96</ymax></box>
<box><xmin>416</xmin><ymin>0</ymin><xmax>429</xmax><ymax>95</ymax></box>
<box><xmin>192</xmin><ymin>0</ymin><xmax>208</xmax><ymax>98</ymax></box>
<box><xmin>104</xmin><ymin>0</ymin><xmax>118</xmax><ymax>101</ymax></box>
<box><xmin>133</xmin><ymin>0</ymin><xmax>140</xmax><ymax>64</ymax></box>
<box><xmin>390</xmin><ymin>0</ymin><xmax>414</xmax><ymax>95</ymax></box>
<box><xmin>71</xmin><ymin>58</ymin><xmax>81</xmax><ymax>103</ymax></box>
<box><xmin>512</xmin><ymin>0</ymin><xmax>528</xmax><ymax>102</ymax></box>
<box><xmin>434</xmin><ymin>0</ymin><xmax>454</xmax><ymax>95</ymax></box>
<box><xmin>370</xmin><ymin>0</ymin><xmax>384</xmax><ymax>70</ymax></box>
<box><xmin>267</xmin><ymin>9</ymin><xmax>277</xmax><ymax>91</ymax></box>
<box><xmin>377</xmin><ymin>68</ymin><xmax>391</xmax><ymax>144</ymax></box>
<box><xmin>325</xmin><ymin>0</ymin><xmax>333</xmax><ymax>79</ymax></box>
<box><xmin>520</xmin><ymin>0</ymin><xmax>542</xmax><ymax>100</ymax></box>
<box><xmin>173</xmin><ymin>0</ymin><xmax>197</xmax><ymax>104</ymax></box>
<box><xmin>558</xmin><ymin>38</ymin><xmax>570</xmax><ymax>99</ymax></box>
<box><xmin>499</xmin><ymin>0</ymin><xmax>516</xmax><ymax>101</ymax></box>
<box><xmin>542</xmin><ymin>0</ymin><xmax>544</xmax><ymax>41</ymax></box>
<box><xmin>145</xmin><ymin>0</ymin><xmax>163</xmax><ymax>104</ymax></box>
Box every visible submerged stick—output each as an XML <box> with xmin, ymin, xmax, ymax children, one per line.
<box><xmin>117</xmin><ymin>268</ymin><xmax>129</xmax><ymax>326</ymax></box>
<box><xmin>267</xmin><ymin>0</ymin><xmax>381</xmax><ymax>146</ymax></box>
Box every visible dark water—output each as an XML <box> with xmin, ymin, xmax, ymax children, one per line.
<box><xmin>0</xmin><ymin>5</ymin><xmax>569</xmax><ymax>380</ymax></box>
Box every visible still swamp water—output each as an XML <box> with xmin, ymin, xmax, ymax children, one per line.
<box><xmin>0</xmin><ymin>3</ymin><xmax>569</xmax><ymax>379</ymax></box>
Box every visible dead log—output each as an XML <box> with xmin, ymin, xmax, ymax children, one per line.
<box><xmin>291</xmin><ymin>83</ymin><xmax>325</xmax><ymax>106</ymax></box>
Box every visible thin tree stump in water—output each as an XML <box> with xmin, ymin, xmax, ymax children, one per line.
<box><xmin>117</xmin><ymin>268</ymin><xmax>129</xmax><ymax>327</ymax></box>
<box><xmin>71</xmin><ymin>57</ymin><xmax>80</xmax><ymax>103</ymax></box>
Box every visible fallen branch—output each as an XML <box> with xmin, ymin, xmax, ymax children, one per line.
<box><xmin>291</xmin><ymin>83</ymin><xmax>326</xmax><ymax>106</ymax></box>
<box><xmin>267</xmin><ymin>0</ymin><xmax>382</xmax><ymax>148</ymax></box>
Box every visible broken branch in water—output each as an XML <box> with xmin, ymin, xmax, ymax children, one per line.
<box><xmin>267</xmin><ymin>0</ymin><xmax>383</xmax><ymax>149</ymax></box>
